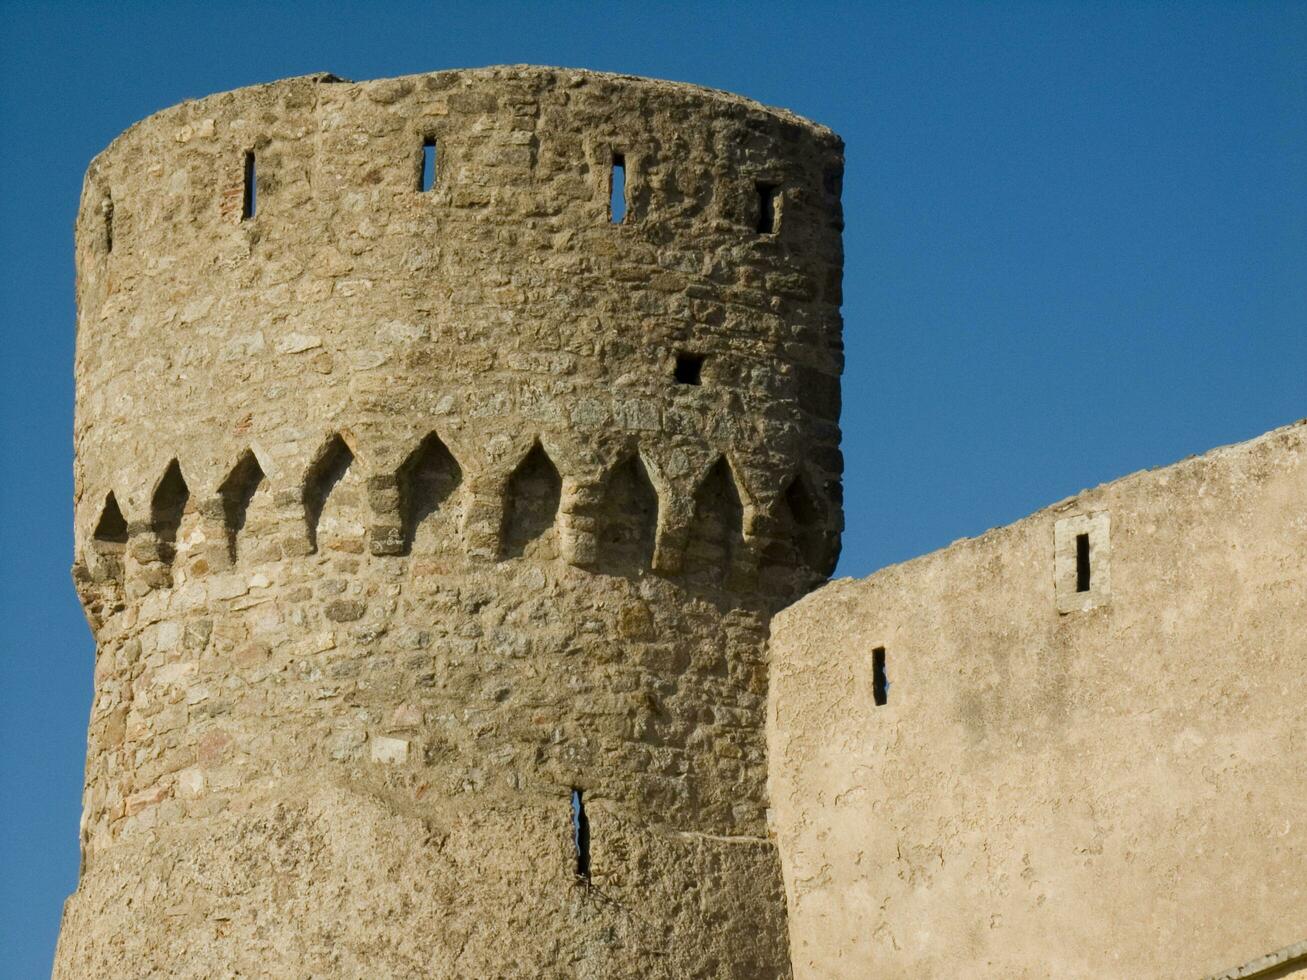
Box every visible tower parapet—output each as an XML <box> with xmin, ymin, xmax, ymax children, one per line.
<box><xmin>59</xmin><ymin>67</ymin><xmax>843</xmax><ymax>978</ymax></box>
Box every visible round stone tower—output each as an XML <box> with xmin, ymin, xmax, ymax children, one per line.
<box><xmin>57</xmin><ymin>67</ymin><xmax>843</xmax><ymax>979</ymax></box>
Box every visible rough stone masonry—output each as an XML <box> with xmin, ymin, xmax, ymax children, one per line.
<box><xmin>62</xmin><ymin>63</ymin><xmax>1301</xmax><ymax>980</ymax></box>
<box><xmin>56</xmin><ymin>67</ymin><xmax>845</xmax><ymax>978</ymax></box>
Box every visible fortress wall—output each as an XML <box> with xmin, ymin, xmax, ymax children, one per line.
<box><xmin>59</xmin><ymin>68</ymin><xmax>844</xmax><ymax>979</ymax></box>
<box><xmin>768</xmin><ymin>420</ymin><xmax>1307</xmax><ymax>979</ymax></box>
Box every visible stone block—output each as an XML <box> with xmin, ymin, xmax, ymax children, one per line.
<box><xmin>370</xmin><ymin>735</ymin><xmax>410</xmax><ymax>765</ymax></box>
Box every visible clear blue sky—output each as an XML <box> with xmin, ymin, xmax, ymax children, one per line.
<box><xmin>1</xmin><ymin>1</ymin><xmax>1303</xmax><ymax>973</ymax></box>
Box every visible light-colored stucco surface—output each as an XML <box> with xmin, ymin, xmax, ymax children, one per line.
<box><xmin>769</xmin><ymin>420</ymin><xmax>1307</xmax><ymax>979</ymax></box>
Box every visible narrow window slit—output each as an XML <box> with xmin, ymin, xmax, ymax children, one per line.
<box><xmin>757</xmin><ymin>182</ymin><xmax>779</xmax><ymax>234</ymax></box>
<box><xmin>103</xmin><ymin>197</ymin><xmax>114</xmax><ymax>253</ymax></box>
<box><xmin>1075</xmin><ymin>532</ymin><xmax>1091</xmax><ymax>592</ymax></box>
<box><xmin>674</xmin><ymin>352</ymin><xmax>704</xmax><ymax>386</ymax></box>
<box><xmin>571</xmin><ymin>788</ymin><xmax>590</xmax><ymax>881</ymax></box>
<box><xmin>420</xmin><ymin>137</ymin><xmax>437</xmax><ymax>192</ymax></box>
<box><xmin>242</xmin><ymin>151</ymin><xmax>256</xmax><ymax>220</ymax></box>
<box><xmin>872</xmin><ymin>647</ymin><xmax>888</xmax><ymax>706</ymax></box>
<box><xmin>609</xmin><ymin>153</ymin><xmax>626</xmax><ymax>224</ymax></box>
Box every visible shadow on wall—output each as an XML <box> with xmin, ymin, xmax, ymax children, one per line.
<box><xmin>76</xmin><ymin>431</ymin><xmax>839</xmax><ymax>626</ymax></box>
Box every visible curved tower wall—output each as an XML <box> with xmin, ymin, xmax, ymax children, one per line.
<box><xmin>58</xmin><ymin>67</ymin><xmax>844</xmax><ymax>978</ymax></box>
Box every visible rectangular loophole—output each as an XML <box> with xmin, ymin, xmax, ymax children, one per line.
<box><xmin>872</xmin><ymin>647</ymin><xmax>888</xmax><ymax>706</ymax></box>
<box><xmin>420</xmin><ymin>137</ymin><xmax>437</xmax><ymax>192</ymax></box>
<box><xmin>674</xmin><ymin>352</ymin><xmax>704</xmax><ymax>386</ymax></box>
<box><xmin>756</xmin><ymin>182</ymin><xmax>779</xmax><ymax>234</ymax></box>
<box><xmin>242</xmin><ymin>151</ymin><xmax>256</xmax><ymax>220</ymax></box>
<box><xmin>609</xmin><ymin>153</ymin><xmax>626</xmax><ymax>224</ymax></box>
<box><xmin>1055</xmin><ymin>512</ymin><xmax>1110</xmax><ymax>613</ymax></box>
<box><xmin>571</xmin><ymin>788</ymin><xmax>590</xmax><ymax>880</ymax></box>
<box><xmin>1075</xmin><ymin>533</ymin><xmax>1091</xmax><ymax>592</ymax></box>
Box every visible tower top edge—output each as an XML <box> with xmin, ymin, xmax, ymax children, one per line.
<box><xmin>88</xmin><ymin>64</ymin><xmax>843</xmax><ymax>171</ymax></box>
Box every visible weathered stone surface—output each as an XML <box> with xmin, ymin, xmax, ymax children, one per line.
<box><xmin>68</xmin><ymin>61</ymin><xmax>1297</xmax><ymax>980</ymax></box>
<box><xmin>769</xmin><ymin>420</ymin><xmax>1307</xmax><ymax>979</ymax></box>
<box><xmin>59</xmin><ymin>66</ymin><xmax>844</xmax><ymax>978</ymax></box>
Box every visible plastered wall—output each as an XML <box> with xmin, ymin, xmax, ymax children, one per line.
<box><xmin>769</xmin><ymin>420</ymin><xmax>1307</xmax><ymax>979</ymax></box>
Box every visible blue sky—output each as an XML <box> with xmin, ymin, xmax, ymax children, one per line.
<box><xmin>2</xmin><ymin>1</ymin><xmax>1304</xmax><ymax>973</ymax></box>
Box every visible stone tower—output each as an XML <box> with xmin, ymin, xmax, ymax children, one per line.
<box><xmin>57</xmin><ymin>67</ymin><xmax>843</xmax><ymax>978</ymax></box>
